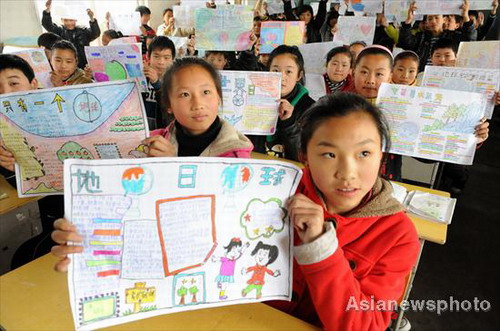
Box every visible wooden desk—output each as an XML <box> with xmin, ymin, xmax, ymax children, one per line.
<box><xmin>0</xmin><ymin>254</ymin><xmax>319</xmax><ymax>331</ymax></box>
<box><xmin>0</xmin><ymin>176</ymin><xmax>40</xmax><ymax>215</ymax></box>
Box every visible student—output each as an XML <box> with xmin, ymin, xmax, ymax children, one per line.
<box><xmin>414</xmin><ymin>38</ymin><xmax>458</xmax><ymax>85</ymax></box>
<box><xmin>266</xmin><ymin>45</ymin><xmax>315</xmax><ymax>162</ymax></box>
<box><xmin>349</xmin><ymin>41</ymin><xmax>367</xmax><ymax>62</ymax></box>
<box><xmin>267</xmin><ymin>93</ymin><xmax>420</xmax><ymax>330</ymax></box>
<box><xmin>0</xmin><ymin>54</ymin><xmax>64</xmax><ymax>269</ymax></box>
<box><xmin>101</xmin><ymin>29</ymin><xmax>123</xmax><ymax>46</ymax></box>
<box><xmin>205</xmin><ymin>51</ymin><xmax>229</xmax><ymax>70</ymax></box>
<box><xmin>470</xmin><ymin>1</ymin><xmax>498</xmax><ymax>41</ymax></box>
<box><xmin>284</xmin><ymin>0</ymin><xmax>328</xmax><ymax>43</ymax></box>
<box><xmin>136</xmin><ymin>5</ymin><xmax>156</xmax><ymax>55</ymax></box>
<box><xmin>51</xmin><ymin>58</ymin><xmax>254</xmax><ymax>270</ymax></box>
<box><xmin>397</xmin><ymin>0</ymin><xmax>474</xmax><ymax>71</ymax></box>
<box><xmin>41</xmin><ymin>0</ymin><xmax>100</xmax><ymax>68</ymax></box>
<box><xmin>37</xmin><ymin>32</ymin><xmax>62</xmax><ymax>62</ymax></box>
<box><xmin>157</xmin><ymin>8</ymin><xmax>174</xmax><ymax>36</ymax></box>
<box><xmin>142</xmin><ymin>36</ymin><xmax>176</xmax><ymax>130</ymax></box>
<box><xmin>443</xmin><ymin>14</ymin><xmax>463</xmax><ymax>31</ymax></box>
<box><xmin>391</xmin><ymin>50</ymin><xmax>419</xmax><ymax>86</ymax></box>
<box><xmin>323</xmin><ymin>46</ymin><xmax>355</xmax><ymax>94</ymax></box>
<box><xmin>49</xmin><ymin>40</ymin><xmax>93</xmax><ymax>87</ymax></box>
<box><xmin>320</xmin><ymin>9</ymin><xmax>339</xmax><ymax>42</ymax></box>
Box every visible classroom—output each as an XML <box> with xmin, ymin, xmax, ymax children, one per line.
<box><xmin>0</xmin><ymin>0</ymin><xmax>499</xmax><ymax>330</ymax></box>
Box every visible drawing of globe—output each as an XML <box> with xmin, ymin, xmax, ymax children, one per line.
<box><xmin>73</xmin><ymin>90</ymin><xmax>102</xmax><ymax>123</ymax></box>
<box><xmin>396</xmin><ymin>122</ymin><xmax>419</xmax><ymax>142</ymax></box>
<box><xmin>221</xmin><ymin>164</ymin><xmax>252</xmax><ymax>192</ymax></box>
<box><xmin>121</xmin><ymin>166</ymin><xmax>153</xmax><ymax>195</ymax></box>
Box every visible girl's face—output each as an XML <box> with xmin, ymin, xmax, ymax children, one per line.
<box><xmin>270</xmin><ymin>54</ymin><xmax>303</xmax><ymax>98</ymax></box>
<box><xmin>326</xmin><ymin>53</ymin><xmax>351</xmax><ymax>83</ymax></box>
<box><xmin>299</xmin><ymin>11</ymin><xmax>313</xmax><ymax>25</ymax></box>
<box><xmin>392</xmin><ymin>58</ymin><xmax>418</xmax><ymax>85</ymax></box>
<box><xmin>51</xmin><ymin>48</ymin><xmax>78</xmax><ymax>80</ymax></box>
<box><xmin>226</xmin><ymin>245</ymin><xmax>240</xmax><ymax>259</ymax></box>
<box><xmin>206</xmin><ymin>53</ymin><xmax>227</xmax><ymax>70</ymax></box>
<box><xmin>163</xmin><ymin>10</ymin><xmax>173</xmax><ymax>25</ymax></box>
<box><xmin>305</xmin><ymin>112</ymin><xmax>383</xmax><ymax>215</ymax></box>
<box><xmin>167</xmin><ymin>65</ymin><xmax>221</xmax><ymax>135</ymax></box>
<box><xmin>255</xmin><ymin>248</ymin><xmax>270</xmax><ymax>266</ymax></box>
<box><xmin>353</xmin><ymin>54</ymin><xmax>392</xmax><ymax>99</ymax></box>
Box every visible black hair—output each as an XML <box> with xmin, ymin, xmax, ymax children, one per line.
<box><xmin>147</xmin><ymin>36</ymin><xmax>176</xmax><ymax>59</ymax></box>
<box><xmin>50</xmin><ymin>40</ymin><xmax>78</xmax><ymax>60</ymax></box>
<box><xmin>298</xmin><ymin>5</ymin><xmax>314</xmax><ymax>18</ymax></box>
<box><xmin>393</xmin><ymin>51</ymin><xmax>420</xmax><ymax>66</ymax></box>
<box><xmin>299</xmin><ymin>93</ymin><xmax>391</xmax><ymax>156</ymax></box>
<box><xmin>325</xmin><ymin>46</ymin><xmax>353</xmax><ymax>68</ymax></box>
<box><xmin>468</xmin><ymin>10</ymin><xmax>479</xmax><ymax>18</ymax></box>
<box><xmin>37</xmin><ymin>32</ymin><xmax>62</xmax><ymax>49</ymax></box>
<box><xmin>251</xmin><ymin>241</ymin><xmax>279</xmax><ymax>266</ymax></box>
<box><xmin>205</xmin><ymin>51</ymin><xmax>228</xmax><ymax>59</ymax></box>
<box><xmin>135</xmin><ymin>5</ymin><xmax>151</xmax><ymax>16</ymax></box>
<box><xmin>446</xmin><ymin>14</ymin><xmax>463</xmax><ymax>24</ymax></box>
<box><xmin>160</xmin><ymin>57</ymin><xmax>223</xmax><ymax>110</ymax></box>
<box><xmin>326</xmin><ymin>10</ymin><xmax>339</xmax><ymax>27</ymax></box>
<box><xmin>0</xmin><ymin>54</ymin><xmax>36</xmax><ymax>83</ymax></box>
<box><xmin>431</xmin><ymin>38</ymin><xmax>459</xmax><ymax>56</ymax></box>
<box><xmin>103</xmin><ymin>29</ymin><xmax>123</xmax><ymax>40</ymax></box>
<box><xmin>163</xmin><ymin>8</ymin><xmax>173</xmax><ymax>16</ymax></box>
<box><xmin>224</xmin><ymin>238</ymin><xmax>242</xmax><ymax>252</ymax></box>
<box><xmin>355</xmin><ymin>46</ymin><xmax>394</xmax><ymax>68</ymax></box>
<box><xmin>268</xmin><ymin>45</ymin><xmax>306</xmax><ymax>84</ymax></box>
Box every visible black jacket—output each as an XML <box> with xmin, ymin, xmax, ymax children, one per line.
<box><xmin>284</xmin><ymin>0</ymin><xmax>327</xmax><ymax>43</ymax></box>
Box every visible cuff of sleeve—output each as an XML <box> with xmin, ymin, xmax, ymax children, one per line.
<box><xmin>151</xmin><ymin>80</ymin><xmax>161</xmax><ymax>90</ymax></box>
<box><xmin>294</xmin><ymin>222</ymin><xmax>338</xmax><ymax>265</ymax></box>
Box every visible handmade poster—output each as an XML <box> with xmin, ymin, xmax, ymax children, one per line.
<box><xmin>173</xmin><ymin>5</ymin><xmax>196</xmax><ymax>29</ymax></box>
<box><xmin>333</xmin><ymin>16</ymin><xmax>376</xmax><ymax>45</ymax></box>
<box><xmin>11</xmin><ymin>48</ymin><xmax>53</xmax><ymax>88</ymax></box>
<box><xmin>260</xmin><ymin>21</ymin><xmax>306</xmax><ymax>54</ymax></box>
<box><xmin>50</xmin><ymin>0</ymin><xmax>91</xmax><ymax>23</ymax></box>
<box><xmin>305</xmin><ymin>73</ymin><xmax>326</xmax><ymax>102</ymax></box>
<box><xmin>348</xmin><ymin>0</ymin><xmax>383</xmax><ymax>13</ymax></box>
<box><xmin>108</xmin><ymin>12</ymin><xmax>142</xmax><ymax>36</ymax></box>
<box><xmin>195</xmin><ymin>6</ymin><xmax>254</xmax><ymax>51</ymax></box>
<box><xmin>470</xmin><ymin>0</ymin><xmax>495</xmax><ymax>10</ymax></box>
<box><xmin>0</xmin><ymin>81</ymin><xmax>148</xmax><ymax>197</ymax></box>
<box><xmin>412</xmin><ymin>1</ymin><xmax>462</xmax><ymax>15</ymax></box>
<box><xmin>266</xmin><ymin>0</ymin><xmax>286</xmax><ymax>15</ymax></box>
<box><xmin>376</xmin><ymin>83</ymin><xmax>485</xmax><ymax>165</ymax></box>
<box><xmin>299</xmin><ymin>41</ymin><xmax>344</xmax><ymax>75</ymax></box>
<box><xmin>421</xmin><ymin>66</ymin><xmax>499</xmax><ymax>119</ymax></box>
<box><xmin>168</xmin><ymin>36</ymin><xmax>189</xmax><ymax>50</ymax></box>
<box><xmin>108</xmin><ymin>37</ymin><xmax>139</xmax><ymax>46</ymax></box>
<box><xmin>64</xmin><ymin>157</ymin><xmax>301</xmax><ymax>330</ymax></box>
<box><xmin>384</xmin><ymin>0</ymin><xmax>413</xmax><ymax>22</ymax></box>
<box><xmin>219</xmin><ymin>71</ymin><xmax>281</xmax><ymax>135</ymax></box>
<box><xmin>456</xmin><ymin>41</ymin><xmax>500</xmax><ymax>70</ymax></box>
<box><xmin>85</xmin><ymin>44</ymin><xmax>147</xmax><ymax>92</ymax></box>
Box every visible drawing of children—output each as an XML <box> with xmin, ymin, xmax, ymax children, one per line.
<box><xmin>241</xmin><ymin>241</ymin><xmax>281</xmax><ymax>300</ymax></box>
<box><xmin>212</xmin><ymin>238</ymin><xmax>249</xmax><ymax>300</ymax></box>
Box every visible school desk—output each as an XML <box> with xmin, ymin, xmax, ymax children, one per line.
<box><xmin>0</xmin><ymin>255</ymin><xmax>319</xmax><ymax>331</ymax></box>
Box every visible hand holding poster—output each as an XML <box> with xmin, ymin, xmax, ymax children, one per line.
<box><xmin>219</xmin><ymin>71</ymin><xmax>281</xmax><ymax>135</ymax></box>
<box><xmin>376</xmin><ymin>83</ymin><xmax>485</xmax><ymax>165</ymax></box>
<box><xmin>85</xmin><ymin>44</ymin><xmax>147</xmax><ymax>92</ymax></box>
<box><xmin>456</xmin><ymin>41</ymin><xmax>500</xmax><ymax>70</ymax></box>
<box><xmin>260</xmin><ymin>21</ymin><xmax>306</xmax><ymax>54</ymax></box>
<box><xmin>64</xmin><ymin>157</ymin><xmax>301</xmax><ymax>330</ymax></box>
<box><xmin>11</xmin><ymin>48</ymin><xmax>53</xmax><ymax>88</ymax></box>
<box><xmin>195</xmin><ymin>6</ymin><xmax>254</xmax><ymax>51</ymax></box>
<box><xmin>421</xmin><ymin>66</ymin><xmax>499</xmax><ymax>119</ymax></box>
<box><xmin>0</xmin><ymin>81</ymin><xmax>148</xmax><ymax>197</ymax></box>
<box><xmin>333</xmin><ymin>16</ymin><xmax>376</xmax><ymax>45</ymax></box>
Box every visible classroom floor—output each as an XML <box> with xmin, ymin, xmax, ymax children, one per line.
<box><xmin>406</xmin><ymin>110</ymin><xmax>500</xmax><ymax>330</ymax></box>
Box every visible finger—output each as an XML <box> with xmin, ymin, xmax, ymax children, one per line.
<box><xmin>54</xmin><ymin>257</ymin><xmax>72</xmax><ymax>272</ymax></box>
<box><xmin>51</xmin><ymin>230</ymin><xmax>84</xmax><ymax>245</ymax></box>
<box><xmin>53</xmin><ymin>218</ymin><xmax>77</xmax><ymax>231</ymax></box>
<box><xmin>51</xmin><ymin>244</ymin><xmax>84</xmax><ymax>258</ymax></box>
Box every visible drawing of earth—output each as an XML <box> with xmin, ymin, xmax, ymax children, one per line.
<box><xmin>396</xmin><ymin>121</ymin><xmax>420</xmax><ymax>142</ymax></box>
<box><xmin>121</xmin><ymin>166</ymin><xmax>153</xmax><ymax>195</ymax></box>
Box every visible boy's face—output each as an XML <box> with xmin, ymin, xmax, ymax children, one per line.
<box><xmin>141</xmin><ymin>13</ymin><xmax>151</xmax><ymax>25</ymax></box>
<box><xmin>0</xmin><ymin>69</ymin><xmax>38</xmax><ymax>94</ymax></box>
<box><xmin>349</xmin><ymin>44</ymin><xmax>365</xmax><ymax>61</ymax></box>
<box><xmin>426</xmin><ymin>15</ymin><xmax>444</xmax><ymax>33</ymax></box>
<box><xmin>61</xmin><ymin>19</ymin><xmax>77</xmax><ymax>30</ymax></box>
<box><xmin>392</xmin><ymin>58</ymin><xmax>418</xmax><ymax>85</ymax></box>
<box><xmin>149</xmin><ymin>48</ymin><xmax>174</xmax><ymax>76</ymax></box>
<box><xmin>206</xmin><ymin>53</ymin><xmax>227</xmax><ymax>70</ymax></box>
<box><xmin>255</xmin><ymin>248</ymin><xmax>270</xmax><ymax>266</ymax></box>
<box><xmin>51</xmin><ymin>48</ymin><xmax>78</xmax><ymax>80</ymax></box>
<box><xmin>353</xmin><ymin>54</ymin><xmax>392</xmax><ymax>99</ymax></box>
<box><xmin>102</xmin><ymin>33</ymin><xmax>112</xmax><ymax>46</ymax></box>
<box><xmin>444</xmin><ymin>15</ymin><xmax>460</xmax><ymax>31</ymax></box>
<box><xmin>431</xmin><ymin>48</ymin><xmax>456</xmax><ymax>67</ymax></box>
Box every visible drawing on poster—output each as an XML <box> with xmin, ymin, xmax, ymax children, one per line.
<box><xmin>240</xmin><ymin>198</ymin><xmax>286</xmax><ymax>240</ymax></box>
<box><xmin>79</xmin><ymin>293</ymin><xmax>120</xmax><ymax>325</ymax></box>
<box><xmin>11</xmin><ymin>48</ymin><xmax>53</xmax><ymax>88</ymax></box>
<box><xmin>124</xmin><ymin>282</ymin><xmax>157</xmax><ymax>315</ymax></box>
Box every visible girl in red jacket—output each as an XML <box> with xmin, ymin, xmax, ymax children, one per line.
<box><xmin>267</xmin><ymin>92</ymin><xmax>420</xmax><ymax>330</ymax></box>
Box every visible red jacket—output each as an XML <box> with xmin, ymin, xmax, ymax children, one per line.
<box><xmin>268</xmin><ymin>168</ymin><xmax>420</xmax><ymax>331</ymax></box>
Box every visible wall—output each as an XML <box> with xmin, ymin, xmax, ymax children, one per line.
<box><xmin>0</xmin><ymin>0</ymin><xmax>43</xmax><ymax>44</ymax></box>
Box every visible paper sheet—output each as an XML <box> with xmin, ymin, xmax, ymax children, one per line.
<box><xmin>421</xmin><ymin>66</ymin><xmax>499</xmax><ymax>119</ymax></box>
<box><xmin>305</xmin><ymin>73</ymin><xmax>326</xmax><ymax>102</ymax></box>
<box><xmin>85</xmin><ymin>44</ymin><xmax>147</xmax><ymax>92</ymax></box>
<box><xmin>108</xmin><ymin>37</ymin><xmax>139</xmax><ymax>46</ymax></box>
<box><xmin>348</xmin><ymin>0</ymin><xmax>384</xmax><ymax>14</ymax></box>
<box><xmin>219</xmin><ymin>71</ymin><xmax>281</xmax><ymax>135</ymax></box>
<box><xmin>195</xmin><ymin>6</ymin><xmax>254</xmax><ymax>51</ymax></box>
<box><xmin>0</xmin><ymin>81</ymin><xmax>148</xmax><ymax>197</ymax></box>
<box><xmin>333</xmin><ymin>16</ymin><xmax>376</xmax><ymax>45</ymax></box>
<box><xmin>108</xmin><ymin>12</ymin><xmax>142</xmax><ymax>36</ymax></box>
<box><xmin>407</xmin><ymin>191</ymin><xmax>456</xmax><ymax>224</ymax></box>
<box><xmin>456</xmin><ymin>41</ymin><xmax>500</xmax><ymax>70</ymax></box>
<box><xmin>260</xmin><ymin>21</ymin><xmax>306</xmax><ymax>54</ymax></box>
<box><xmin>299</xmin><ymin>41</ymin><xmax>345</xmax><ymax>75</ymax></box>
<box><xmin>173</xmin><ymin>5</ymin><xmax>197</xmax><ymax>29</ymax></box>
<box><xmin>11</xmin><ymin>48</ymin><xmax>53</xmax><ymax>89</ymax></box>
<box><xmin>64</xmin><ymin>157</ymin><xmax>302</xmax><ymax>330</ymax></box>
<box><xmin>376</xmin><ymin>83</ymin><xmax>485</xmax><ymax>165</ymax></box>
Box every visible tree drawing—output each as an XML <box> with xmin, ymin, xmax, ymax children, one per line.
<box><xmin>189</xmin><ymin>282</ymin><xmax>199</xmax><ymax>303</ymax></box>
<box><xmin>177</xmin><ymin>285</ymin><xmax>188</xmax><ymax>305</ymax></box>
